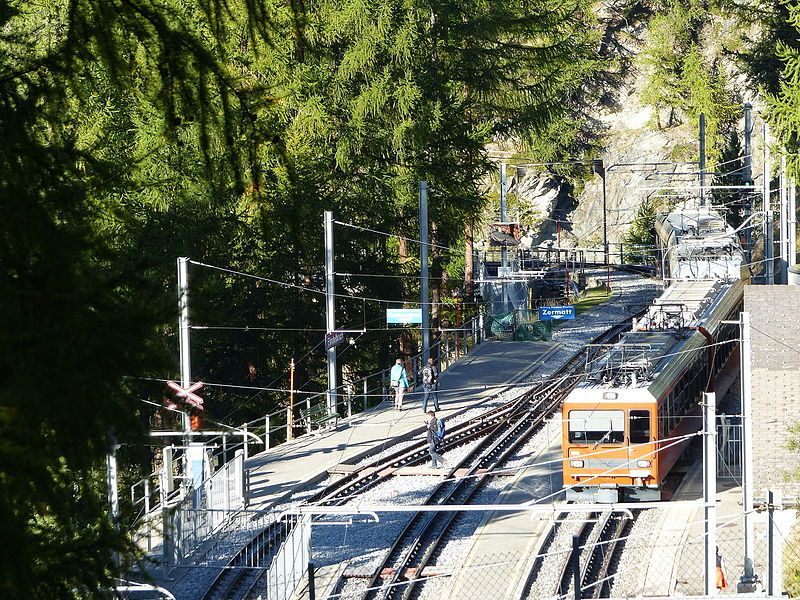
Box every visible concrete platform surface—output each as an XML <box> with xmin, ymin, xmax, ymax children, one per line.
<box><xmin>245</xmin><ymin>341</ymin><xmax>560</xmax><ymax>510</ymax></box>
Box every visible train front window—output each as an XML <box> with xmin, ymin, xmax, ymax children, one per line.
<box><xmin>568</xmin><ymin>410</ymin><xmax>625</xmax><ymax>444</ymax></box>
<box><xmin>630</xmin><ymin>409</ymin><xmax>651</xmax><ymax>444</ymax></box>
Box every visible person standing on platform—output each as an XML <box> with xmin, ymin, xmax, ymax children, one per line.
<box><xmin>421</xmin><ymin>357</ymin><xmax>440</xmax><ymax>412</ymax></box>
<box><xmin>390</xmin><ymin>358</ymin><xmax>410</xmax><ymax>410</ymax></box>
<box><xmin>426</xmin><ymin>411</ymin><xmax>444</xmax><ymax>468</ymax></box>
<box><xmin>716</xmin><ymin>546</ymin><xmax>728</xmax><ymax>591</ymax></box>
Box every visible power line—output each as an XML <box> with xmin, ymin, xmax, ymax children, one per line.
<box><xmin>189</xmin><ymin>259</ymin><xmax>325</xmax><ymax>295</ymax></box>
<box><xmin>138</xmin><ymin>338</ymin><xmax>737</xmax><ymax>400</ymax></box>
<box><xmin>192</xmin><ymin>326</ymin><xmax>329</xmax><ymax>332</ymax></box>
<box><xmin>190</xmin><ymin>259</ymin><xmax>481</xmax><ymax>307</ymax></box>
<box><xmin>334</xmin><ymin>220</ymin><xmax>462</xmax><ymax>255</ymax></box>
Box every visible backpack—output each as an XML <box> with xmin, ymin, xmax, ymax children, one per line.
<box><xmin>422</xmin><ymin>365</ymin><xmax>434</xmax><ymax>385</ymax></box>
<box><xmin>435</xmin><ymin>418</ymin><xmax>446</xmax><ymax>446</ymax></box>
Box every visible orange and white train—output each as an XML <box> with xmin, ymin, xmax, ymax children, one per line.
<box><xmin>562</xmin><ymin>206</ymin><xmax>744</xmax><ymax>502</ymax></box>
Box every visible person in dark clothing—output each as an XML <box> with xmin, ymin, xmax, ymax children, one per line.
<box><xmin>426</xmin><ymin>411</ymin><xmax>444</xmax><ymax>468</ymax></box>
<box><xmin>421</xmin><ymin>357</ymin><xmax>440</xmax><ymax>412</ymax></box>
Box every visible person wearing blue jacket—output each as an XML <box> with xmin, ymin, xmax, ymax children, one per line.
<box><xmin>390</xmin><ymin>358</ymin><xmax>410</xmax><ymax>410</ymax></box>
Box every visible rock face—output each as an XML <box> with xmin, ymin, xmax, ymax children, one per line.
<box><xmin>505</xmin><ymin>39</ymin><xmax>766</xmax><ymax>254</ymax></box>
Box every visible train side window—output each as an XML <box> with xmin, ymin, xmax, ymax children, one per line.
<box><xmin>630</xmin><ymin>409</ymin><xmax>650</xmax><ymax>444</ymax></box>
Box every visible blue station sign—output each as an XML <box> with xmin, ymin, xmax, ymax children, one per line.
<box><xmin>386</xmin><ymin>308</ymin><xmax>423</xmax><ymax>325</ymax></box>
<box><xmin>538</xmin><ymin>305</ymin><xmax>576</xmax><ymax>321</ymax></box>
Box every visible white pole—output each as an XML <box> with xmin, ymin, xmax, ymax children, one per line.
<box><xmin>764</xmin><ymin>125</ymin><xmax>774</xmax><ymax>283</ymax></box>
<box><xmin>420</xmin><ymin>182</ymin><xmax>430</xmax><ymax>364</ymax></box>
<box><xmin>790</xmin><ymin>180</ymin><xmax>797</xmax><ymax>270</ymax></box>
<box><xmin>324</xmin><ymin>211</ymin><xmax>338</xmax><ymax>417</ymax></box>
<box><xmin>177</xmin><ymin>257</ymin><xmax>193</xmax><ymax>498</ymax></box>
<box><xmin>780</xmin><ymin>155</ymin><xmax>788</xmax><ymax>283</ymax></box>
<box><xmin>177</xmin><ymin>257</ymin><xmax>191</xmax><ymax>434</ymax></box>
<box><xmin>703</xmin><ymin>391</ymin><xmax>717</xmax><ymax>596</ymax></box>
<box><xmin>500</xmin><ymin>162</ymin><xmax>509</xmax><ymax>311</ymax></box>
<box><xmin>738</xmin><ymin>313</ymin><xmax>757</xmax><ymax>592</ymax></box>
<box><xmin>106</xmin><ymin>434</ymin><xmax>120</xmax><ymax>567</ymax></box>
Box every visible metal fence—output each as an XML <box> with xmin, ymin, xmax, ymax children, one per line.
<box><xmin>304</xmin><ymin>508</ymin><xmax>778</xmax><ymax>600</ymax></box>
<box><xmin>265</xmin><ymin>515</ymin><xmax>310</xmax><ymax>600</ymax></box>
<box><xmin>717</xmin><ymin>418</ymin><xmax>742</xmax><ymax>480</ymax></box>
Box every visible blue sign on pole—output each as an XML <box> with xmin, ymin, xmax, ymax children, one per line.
<box><xmin>538</xmin><ymin>305</ymin><xmax>576</xmax><ymax>321</ymax></box>
<box><xmin>387</xmin><ymin>308</ymin><xmax>423</xmax><ymax>325</ymax></box>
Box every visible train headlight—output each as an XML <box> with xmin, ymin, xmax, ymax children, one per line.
<box><xmin>636</xmin><ymin>460</ymin><xmax>651</xmax><ymax>468</ymax></box>
<box><xmin>570</xmin><ymin>460</ymin><xmax>584</xmax><ymax>468</ymax></box>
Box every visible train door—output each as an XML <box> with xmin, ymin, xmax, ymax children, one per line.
<box><xmin>627</xmin><ymin>408</ymin><xmax>658</xmax><ymax>499</ymax></box>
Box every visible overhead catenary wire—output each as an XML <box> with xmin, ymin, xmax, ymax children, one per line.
<box><xmin>334</xmin><ymin>219</ymin><xmax>462</xmax><ymax>255</ymax></box>
<box><xmin>136</xmin><ymin>338</ymin><xmax>737</xmax><ymax>402</ymax></box>
<box><xmin>190</xmin><ymin>258</ymin><xmax>483</xmax><ymax>307</ymax></box>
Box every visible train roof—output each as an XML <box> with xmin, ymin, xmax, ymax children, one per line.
<box><xmin>657</xmin><ymin>208</ymin><xmax>740</xmax><ymax>255</ymax></box>
<box><xmin>639</xmin><ymin>279</ymin><xmax>723</xmax><ymax>330</ymax></box>
<box><xmin>582</xmin><ymin>279</ymin><xmax>740</xmax><ymax>389</ymax></box>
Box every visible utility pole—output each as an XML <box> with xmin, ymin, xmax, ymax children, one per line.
<box><xmin>324</xmin><ymin>211</ymin><xmax>338</xmax><ymax>416</ymax></box>
<box><xmin>738</xmin><ymin>312</ymin><xmax>757</xmax><ymax>593</ymax></box>
<box><xmin>177</xmin><ymin>257</ymin><xmax>192</xmax><ymax>435</ymax></box>
<box><xmin>790</xmin><ymin>181</ymin><xmax>797</xmax><ymax>268</ymax></box>
<box><xmin>780</xmin><ymin>155</ymin><xmax>789</xmax><ymax>284</ymax></box>
<box><xmin>287</xmin><ymin>358</ymin><xmax>295</xmax><ymax>441</ymax></box>
<box><xmin>420</xmin><ymin>181</ymin><xmax>430</xmax><ymax>365</ymax></box>
<box><xmin>767</xmin><ymin>489</ymin><xmax>784</xmax><ymax>597</ymax></box>
<box><xmin>106</xmin><ymin>432</ymin><xmax>120</xmax><ymax>568</ymax></box>
<box><xmin>703</xmin><ymin>391</ymin><xmax>717</xmax><ymax>597</ymax></box>
<box><xmin>699</xmin><ymin>113</ymin><xmax>707</xmax><ymax>207</ymax></box>
<box><xmin>500</xmin><ymin>162</ymin><xmax>509</xmax><ymax>312</ymax></box>
<box><xmin>177</xmin><ymin>257</ymin><xmax>194</xmax><ymax>499</ymax></box>
<box><xmin>764</xmin><ymin>124</ymin><xmax>774</xmax><ymax>283</ymax></box>
<box><xmin>593</xmin><ymin>160</ymin><xmax>610</xmax><ymax>288</ymax></box>
<box><xmin>743</xmin><ymin>104</ymin><xmax>753</xmax><ymax>265</ymax></box>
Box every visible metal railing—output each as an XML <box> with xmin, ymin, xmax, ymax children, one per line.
<box><xmin>132</xmin><ymin>315</ymin><xmax>485</xmax><ymax>556</ymax></box>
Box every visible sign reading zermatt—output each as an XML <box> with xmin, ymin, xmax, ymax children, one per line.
<box><xmin>538</xmin><ymin>305</ymin><xmax>576</xmax><ymax>321</ymax></box>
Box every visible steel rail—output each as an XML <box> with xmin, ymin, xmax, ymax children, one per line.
<box><xmin>580</xmin><ymin>510</ymin><xmax>635</xmax><ymax>599</ymax></box>
<box><xmin>200</xmin><ymin>309</ymin><xmax>641</xmax><ymax>600</ymax></box>
<box><xmin>361</xmin><ymin>377</ymin><xmax>567</xmax><ymax>600</ymax></box>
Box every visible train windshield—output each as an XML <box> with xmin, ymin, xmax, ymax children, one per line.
<box><xmin>568</xmin><ymin>410</ymin><xmax>625</xmax><ymax>444</ymax></box>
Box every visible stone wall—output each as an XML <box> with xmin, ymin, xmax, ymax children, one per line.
<box><xmin>746</xmin><ymin>286</ymin><xmax>800</xmax><ymax>495</ymax></box>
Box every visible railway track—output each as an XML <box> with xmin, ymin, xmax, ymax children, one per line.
<box><xmin>533</xmin><ymin>507</ymin><xmax>638</xmax><ymax>600</ymax></box>
<box><xmin>199</xmin><ymin>312</ymin><xmax>641</xmax><ymax>600</ymax></box>
<box><xmin>360</xmin><ymin>375</ymin><xmax>570</xmax><ymax>600</ymax></box>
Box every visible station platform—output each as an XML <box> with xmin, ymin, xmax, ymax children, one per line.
<box><xmin>244</xmin><ymin>340</ymin><xmax>560</xmax><ymax>510</ymax></box>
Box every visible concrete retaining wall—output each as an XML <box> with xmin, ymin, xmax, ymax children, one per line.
<box><xmin>745</xmin><ymin>286</ymin><xmax>800</xmax><ymax>495</ymax></box>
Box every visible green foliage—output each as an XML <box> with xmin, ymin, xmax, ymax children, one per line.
<box><xmin>765</xmin><ymin>2</ymin><xmax>800</xmax><ymax>178</ymax></box>
<box><xmin>724</xmin><ymin>0</ymin><xmax>798</xmax><ymax>96</ymax></box>
<box><xmin>623</xmin><ymin>196</ymin><xmax>663</xmax><ymax>264</ymax></box>
<box><xmin>638</xmin><ymin>0</ymin><xmax>737</xmax><ymax>163</ymax></box>
<box><xmin>1</xmin><ymin>0</ymin><xmax>605</xmax><ymax>593</ymax></box>
<box><xmin>640</xmin><ymin>2</ymin><xmax>696</xmax><ymax>117</ymax></box>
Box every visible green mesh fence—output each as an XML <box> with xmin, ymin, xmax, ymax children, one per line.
<box><xmin>488</xmin><ymin>310</ymin><xmax>552</xmax><ymax>341</ymax></box>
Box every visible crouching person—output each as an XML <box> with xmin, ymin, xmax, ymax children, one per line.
<box><xmin>426</xmin><ymin>411</ymin><xmax>444</xmax><ymax>469</ymax></box>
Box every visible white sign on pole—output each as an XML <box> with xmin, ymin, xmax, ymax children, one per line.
<box><xmin>387</xmin><ymin>308</ymin><xmax>423</xmax><ymax>325</ymax></box>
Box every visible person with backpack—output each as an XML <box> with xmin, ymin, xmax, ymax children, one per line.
<box><xmin>426</xmin><ymin>410</ymin><xmax>445</xmax><ymax>468</ymax></box>
<box><xmin>421</xmin><ymin>357</ymin><xmax>440</xmax><ymax>412</ymax></box>
<box><xmin>390</xmin><ymin>358</ymin><xmax>410</xmax><ymax>410</ymax></box>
